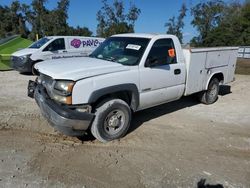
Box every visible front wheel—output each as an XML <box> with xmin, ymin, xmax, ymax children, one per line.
<box><xmin>31</xmin><ymin>60</ymin><xmax>43</xmax><ymax>75</ymax></box>
<box><xmin>199</xmin><ymin>78</ymin><xmax>220</xmax><ymax>104</ymax></box>
<box><xmin>91</xmin><ymin>99</ymin><xmax>131</xmax><ymax>143</ymax></box>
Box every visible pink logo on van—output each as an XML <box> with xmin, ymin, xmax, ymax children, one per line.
<box><xmin>71</xmin><ymin>39</ymin><xmax>81</xmax><ymax>48</ymax></box>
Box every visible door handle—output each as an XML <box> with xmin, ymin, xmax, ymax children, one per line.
<box><xmin>63</xmin><ymin>50</ymin><xmax>67</xmax><ymax>53</ymax></box>
<box><xmin>174</xmin><ymin>69</ymin><xmax>181</xmax><ymax>75</ymax></box>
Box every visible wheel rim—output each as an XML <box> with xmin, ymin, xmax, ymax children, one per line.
<box><xmin>104</xmin><ymin>109</ymin><xmax>125</xmax><ymax>135</ymax></box>
<box><xmin>209</xmin><ymin>84</ymin><xmax>218</xmax><ymax>98</ymax></box>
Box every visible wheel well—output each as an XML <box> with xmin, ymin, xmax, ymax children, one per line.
<box><xmin>206</xmin><ymin>72</ymin><xmax>224</xmax><ymax>90</ymax></box>
<box><xmin>211</xmin><ymin>73</ymin><xmax>224</xmax><ymax>83</ymax></box>
<box><xmin>92</xmin><ymin>91</ymin><xmax>135</xmax><ymax>111</ymax></box>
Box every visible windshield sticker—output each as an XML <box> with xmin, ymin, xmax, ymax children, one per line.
<box><xmin>118</xmin><ymin>57</ymin><xmax>128</xmax><ymax>63</ymax></box>
<box><xmin>126</xmin><ymin>44</ymin><xmax>141</xmax><ymax>50</ymax></box>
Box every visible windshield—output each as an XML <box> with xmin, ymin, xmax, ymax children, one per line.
<box><xmin>90</xmin><ymin>37</ymin><xmax>150</xmax><ymax>66</ymax></box>
<box><xmin>29</xmin><ymin>37</ymin><xmax>51</xmax><ymax>49</ymax></box>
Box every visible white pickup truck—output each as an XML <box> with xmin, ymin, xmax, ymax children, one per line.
<box><xmin>28</xmin><ymin>33</ymin><xmax>238</xmax><ymax>142</ymax></box>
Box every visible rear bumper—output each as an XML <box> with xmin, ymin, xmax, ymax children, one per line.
<box><xmin>29</xmin><ymin>81</ymin><xmax>94</xmax><ymax>136</ymax></box>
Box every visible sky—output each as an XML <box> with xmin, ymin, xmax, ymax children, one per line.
<box><xmin>0</xmin><ymin>0</ymin><xmax>241</xmax><ymax>43</ymax></box>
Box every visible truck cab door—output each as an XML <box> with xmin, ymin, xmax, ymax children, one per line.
<box><xmin>42</xmin><ymin>38</ymin><xmax>66</xmax><ymax>60</ymax></box>
<box><xmin>139</xmin><ymin>38</ymin><xmax>186</xmax><ymax>110</ymax></box>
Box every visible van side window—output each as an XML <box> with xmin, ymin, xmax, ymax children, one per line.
<box><xmin>146</xmin><ymin>39</ymin><xmax>177</xmax><ymax>66</ymax></box>
<box><xmin>43</xmin><ymin>38</ymin><xmax>65</xmax><ymax>51</ymax></box>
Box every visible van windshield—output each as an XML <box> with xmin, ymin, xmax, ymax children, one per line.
<box><xmin>90</xmin><ymin>37</ymin><xmax>150</xmax><ymax>66</ymax></box>
<box><xmin>29</xmin><ymin>37</ymin><xmax>51</xmax><ymax>49</ymax></box>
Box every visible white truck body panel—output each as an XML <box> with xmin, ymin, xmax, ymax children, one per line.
<box><xmin>72</xmin><ymin>66</ymin><xmax>139</xmax><ymax>105</ymax></box>
<box><xmin>35</xmin><ymin>57</ymin><xmax>129</xmax><ymax>80</ymax></box>
<box><xmin>136</xmin><ymin>34</ymin><xmax>186</xmax><ymax>109</ymax></box>
<box><xmin>183</xmin><ymin>47</ymin><xmax>238</xmax><ymax>96</ymax></box>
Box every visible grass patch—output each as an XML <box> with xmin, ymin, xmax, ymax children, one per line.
<box><xmin>0</xmin><ymin>54</ymin><xmax>11</xmax><ymax>71</ymax></box>
<box><xmin>0</xmin><ymin>61</ymin><xmax>11</xmax><ymax>71</ymax></box>
<box><xmin>0</xmin><ymin>36</ymin><xmax>33</xmax><ymax>71</ymax></box>
<box><xmin>0</xmin><ymin>36</ymin><xmax>33</xmax><ymax>54</ymax></box>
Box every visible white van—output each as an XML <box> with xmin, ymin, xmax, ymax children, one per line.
<box><xmin>11</xmin><ymin>36</ymin><xmax>105</xmax><ymax>73</ymax></box>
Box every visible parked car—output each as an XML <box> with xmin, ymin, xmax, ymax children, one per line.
<box><xmin>11</xmin><ymin>36</ymin><xmax>105</xmax><ymax>73</ymax></box>
<box><xmin>28</xmin><ymin>33</ymin><xmax>238</xmax><ymax>142</ymax></box>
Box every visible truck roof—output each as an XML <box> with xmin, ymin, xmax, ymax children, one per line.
<box><xmin>112</xmin><ymin>33</ymin><xmax>176</xmax><ymax>39</ymax></box>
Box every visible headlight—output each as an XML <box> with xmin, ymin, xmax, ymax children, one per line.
<box><xmin>52</xmin><ymin>80</ymin><xmax>75</xmax><ymax>104</ymax></box>
<box><xmin>19</xmin><ymin>54</ymin><xmax>31</xmax><ymax>63</ymax></box>
<box><xmin>54</xmin><ymin>81</ymin><xmax>74</xmax><ymax>95</ymax></box>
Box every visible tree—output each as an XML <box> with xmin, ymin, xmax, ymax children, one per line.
<box><xmin>239</xmin><ymin>2</ymin><xmax>250</xmax><ymax>44</ymax></box>
<box><xmin>96</xmin><ymin>0</ymin><xmax>141</xmax><ymax>37</ymax></box>
<box><xmin>0</xmin><ymin>5</ymin><xmax>12</xmax><ymax>37</ymax></box>
<box><xmin>0</xmin><ymin>0</ymin><xmax>94</xmax><ymax>39</ymax></box>
<box><xmin>165</xmin><ymin>3</ymin><xmax>187</xmax><ymax>44</ymax></box>
<box><xmin>40</xmin><ymin>0</ymin><xmax>70</xmax><ymax>36</ymax></box>
<box><xmin>190</xmin><ymin>0</ymin><xmax>225</xmax><ymax>46</ymax></box>
<box><xmin>53</xmin><ymin>0</ymin><xmax>70</xmax><ymax>35</ymax></box>
<box><xmin>29</xmin><ymin>0</ymin><xmax>48</xmax><ymax>38</ymax></box>
<box><xmin>67</xmin><ymin>26</ymin><xmax>92</xmax><ymax>36</ymax></box>
<box><xmin>0</xmin><ymin>1</ymin><xmax>29</xmax><ymax>38</ymax></box>
<box><xmin>190</xmin><ymin>1</ymin><xmax>250</xmax><ymax>47</ymax></box>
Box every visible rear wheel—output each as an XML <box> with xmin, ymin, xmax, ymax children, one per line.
<box><xmin>199</xmin><ymin>78</ymin><xmax>219</xmax><ymax>104</ymax></box>
<box><xmin>91</xmin><ymin>99</ymin><xmax>131</xmax><ymax>143</ymax></box>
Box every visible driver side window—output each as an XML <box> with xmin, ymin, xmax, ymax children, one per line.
<box><xmin>43</xmin><ymin>38</ymin><xmax>65</xmax><ymax>52</ymax></box>
<box><xmin>146</xmin><ymin>38</ymin><xmax>177</xmax><ymax>66</ymax></box>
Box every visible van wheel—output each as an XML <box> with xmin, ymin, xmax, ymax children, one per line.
<box><xmin>91</xmin><ymin>99</ymin><xmax>131</xmax><ymax>143</ymax></box>
<box><xmin>31</xmin><ymin>60</ymin><xmax>42</xmax><ymax>75</ymax></box>
<box><xmin>199</xmin><ymin>78</ymin><xmax>219</xmax><ymax>104</ymax></box>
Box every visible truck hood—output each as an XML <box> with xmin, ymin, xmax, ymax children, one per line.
<box><xmin>34</xmin><ymin>57</ymin><xmax>130</xmax><ymax>80</ymax></box>
<box><xmin>11</xmin><ymin>48</ymin><xmax>38</xmax><ymax>57</ymax></box>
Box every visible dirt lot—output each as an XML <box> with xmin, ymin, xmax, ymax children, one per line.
<box><xmin>0</xmin><ymin>71</ymin><xmax>250</xmax><ymax>188</ymax></box>
<box><xmin>235</xmin><ymin>58</ymin><xmax>250</xmax><ymax>75</ymax></box>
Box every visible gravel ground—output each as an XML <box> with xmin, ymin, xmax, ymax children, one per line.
<box><xmin>0</xmin><ymin>71</ymin><xmax>250</xmax><ymax>188</ymax></box>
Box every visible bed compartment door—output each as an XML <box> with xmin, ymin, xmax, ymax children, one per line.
<box><xmin>184</xmin><ymin>52</ymin><xmax>206</xmax><ymax>96</ymax></box>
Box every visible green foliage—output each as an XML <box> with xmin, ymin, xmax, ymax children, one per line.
<box><xmin>0</xmin><ymin>1</ymin><xmax>30</xmax><ymax>38</ymax></box>
<box><xmin>96</xmin><ymin>0</ymin><xmax>141</xmax><ymax>37</ymax></box>
<box><xmin>28</xmin><ymin>0</ymin><xmax>70</xmax><ymax>38</ymax></box>
<box><xmin>67</xmin><ymin>26</ymin><xmax>92</xmax><ymax>36</ymax></box>
<box><xmin>0</xmin><ymin>0</ymin><xmax>93</xmax><ymax>40</ymax></box>
<box><xmin>190</xmin><ymin>1</ymin><xmax>250</xmax><ymax>47</ymax></box>
<box><xmin>165</xmin><ymin>3</ymin><xmax>187</xmax><ymax>44</ymax></box>
<box><xmin>0</xmin><ymin>58</ymin><xmax>11</xmax><ymax>71</ymax></box>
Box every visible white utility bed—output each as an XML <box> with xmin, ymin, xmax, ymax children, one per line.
<box><xmin>183</xmin><ymin>47</ymin><xmax>238</xmax><ymax>96</ymax></box>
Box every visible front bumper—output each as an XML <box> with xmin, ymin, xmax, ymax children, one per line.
<box><xmin>28</xmin><ymin>80</ymin><xmax>94</xmax><ymax>136</ymax></box>
<box><xmin>11</xmin><ymin>56</ymin><xmax>32</xmax><ymax>73</ymax></box>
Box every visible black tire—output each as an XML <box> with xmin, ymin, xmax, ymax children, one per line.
<box><xmin>91</xmin><ymin>99</ymin><xmax>131</xmax><ymax>143</ymax></box>
<box><xmin>199</xmin><ymin>78</ymin><xmax>220</xmax><ymax>104</ymax></box>
<box><xmin>31</xmin><ymin>60</ymin><xmax>43</xmax><ymax>75</ymax></box>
